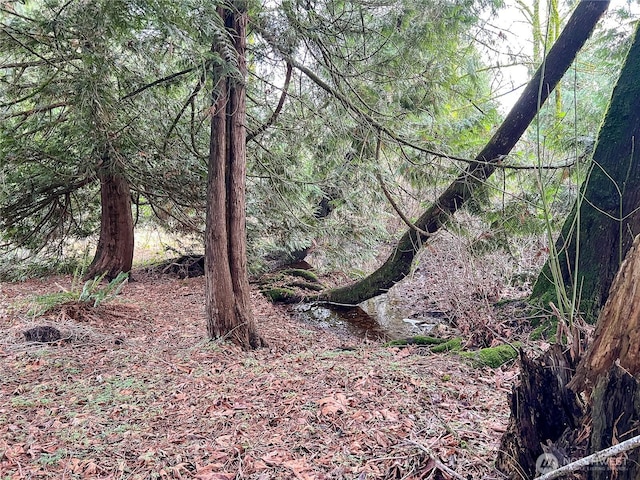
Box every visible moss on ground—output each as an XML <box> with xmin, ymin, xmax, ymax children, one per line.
<box><xmin>385</xmin><ymin>336</ymin><xmax>461</xmax><ymax>353</ymax></box>
<box><xmin>460</xmin><ymin>343</ymin><xmax>520</xmax><ymax>368</ymax></box>
<box><xmin>288</xmin><ymin>281</ymin><xmax>324</xmax><ymax>291</ymax></box>
<box><xmin>386</xmin><ymin>336</ymin><xmax>519</xmax><ymax>368</ymax></box>
<box><xmin>261</xmin><ymin>287</ymin><xmax>300</xmax><ymax>304</ymax></box>
<box><xmin>431</xmin><ymin>338</ymin><xmax>462</xmax><ymax>353</ymax></box>
<box><xmin>280</xmin><ymin>269</ymin><xmax>320</xmax><ymax>283</ymax></box>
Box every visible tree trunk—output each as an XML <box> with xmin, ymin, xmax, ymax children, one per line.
<box><xmin>85</xmin><ymin>167</ymin><xmax>134</xmax><ymax>280</ymax></box>
<box><xmin>498</xmin><ymin>235</ymin><xmax>640</xmax><ymax>479</ymax></box>
<box><xmin>531</xmin><ymin>21</ymin><xmax>640</xmax><ymax>322</ymax></box>
<box><xmin>205</xmin><ymin>3</ymin><xmax>263</xmax><ymax>350</ymax></box>
<box><xmin>321</xmin><ymin>0</ymin><xmax>610</xmax><ymax>305</ymax></box>
<box><xmin>585</xmin><ymin>366</ymin><xmax>640</xmax><ymax>480</ymax></box>
<box><xmin>497</xmin><ymin>25</ymin><xmax>640</xmax><ymax>480</ymax></box>
<box><xmin>570</xmin><ymin>235</ymin><xmax>640</xmax><ymax>392</ymax></box>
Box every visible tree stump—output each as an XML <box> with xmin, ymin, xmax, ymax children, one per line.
<box><xmin>587</xmin><ymin>365</ymin><xmax>640</xmax><ymax>479</ymax></box>
<box><xmin>496</xmin><ymin>344</ymin><xmax>584</xmax><ymax>478</ymax></box>
<box><xmin>570</xmin><ymin>234</ymin><xmax>640</xmax><ymax>392</ymax></box>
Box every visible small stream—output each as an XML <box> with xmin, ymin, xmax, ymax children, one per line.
<box><xmin>294</xmin><ymin>292</ymin><xmax>447</xmax><ymax>340</ymax></box>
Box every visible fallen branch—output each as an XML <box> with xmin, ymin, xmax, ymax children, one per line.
<box><xmin>534</xmin><ymin>434</ymin><xmax>640</xmax><ymax>480</ymax></box>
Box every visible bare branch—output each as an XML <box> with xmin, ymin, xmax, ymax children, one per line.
<box><xmin>374</xmin><ymin>133</ymin><xmax>431</xmax><ymax>239</ymax></box>
<box><xmin>247</xmin><ymin>61</ymin><xmax>292</xmax><ymax>141</ymax></box>
<box><xmin>120</xmin><ymin>66</ymin><xmax>199</xmax><ymax>101</ymax></box>
<box><xmin>534</xmin><ymin>434</ymin><xmax>640</xmax><ymax>480</ymax></box>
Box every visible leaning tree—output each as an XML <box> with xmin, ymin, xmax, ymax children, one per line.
<box><xmin>313</xmin><ymin>0</ymin><xmax>611</xmax><ymax>304</ymax></box>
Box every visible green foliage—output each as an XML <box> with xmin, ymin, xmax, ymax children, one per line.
<box><xmin>80</xmin><ymin>271</ymin><xmax>129</xmax><ymax>307</ymax></box>
<box><xmin>0</xmin><ymin>0</ymin><xmax>218</xmax><ymax>254</ymax></box>
<box><xmin>247</xmin><ymin>0</ymin><xmax>501</xmax><ymax>271</ymax></box>
<box><xmin>0</xmin><ymin>249</ymin><xmax>83</xmax><ymax>281</ymax></box>
<box><xmin>27</xmin><ymin>270</ymin><xmax>128</xmax><ymax>317</ymax></box>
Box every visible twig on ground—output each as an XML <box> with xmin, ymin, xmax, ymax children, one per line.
<box><xmin>406</xmin><ymin>439</ymin><xmax>467</xmax><ymax>480</ymax></box>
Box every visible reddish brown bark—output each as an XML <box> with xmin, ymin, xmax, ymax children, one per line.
<box><xmin>205</xmin><ymin>4</ymin><xmax>263</xmax><ymax>349</ymax></box>
<box><xmin>85</xmin><ymin>169</ymin><xmax>134</xmax><ymax>280</ymax></box>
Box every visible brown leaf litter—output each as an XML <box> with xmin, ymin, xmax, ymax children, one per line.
<box><xmin>0</xmin><ymin>270</ymin><xmax>514</xmax><ymax>479</ymax></box>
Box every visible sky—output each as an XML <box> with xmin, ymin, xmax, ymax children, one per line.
<box><xmin>483</xmin><ymin>0</ymin><xmax>640</xmax><ymax>112</ymax></box>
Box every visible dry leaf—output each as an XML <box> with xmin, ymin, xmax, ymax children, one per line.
<box><xmin>261</xmin><ymin>449</ymin><xmax>291</xmax><ymax>466</ymax></box>
<box><xmin>283</xmin><ymin>459</ymin><xmax>314</xmax><ymax>480</ymax></box>
<box><xmin>318</xmin><ymin>393</ymin><xmax>349</xmax><ymax>416</ymax></box>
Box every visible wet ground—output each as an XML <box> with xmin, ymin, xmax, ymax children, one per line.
<box><xmin>293</xmin><ymin>290</ymin><xmax>448</xmax><ymax>341</ymax></box>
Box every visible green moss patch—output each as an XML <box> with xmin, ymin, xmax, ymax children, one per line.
<box><xmin>460</xmin><ymin>343</ymin><xmax>520</xmax><ymax>368</ymax></box>
<box><xmin>385</xmin><ymin>336</ymin><xmax>461</xmax><ymax>354</ymax></box>
<box><xmin>280</xmin><ymin>269</ymin><xmax>320</xmax><ymax>283</ymax></box>
<box><xmin>431</xmin><ymin>338</ymin><xmax>462</xmax><ymax>353</ymax></box>
<box><xmin>261</xmin><ymin>287</ymin><xmax>301</xmax><ymax>304</ymax></box>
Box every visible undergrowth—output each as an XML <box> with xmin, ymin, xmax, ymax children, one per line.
<box><xmin>27</xmin><ymin>270</ymin><xmax>129</xmax><ymax>318</ymax></box>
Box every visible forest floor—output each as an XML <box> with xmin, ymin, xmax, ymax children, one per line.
<box><xmin>0</xmin><ymin>238</ymin><xmax>537</xmax><ymax>479</ymax></box>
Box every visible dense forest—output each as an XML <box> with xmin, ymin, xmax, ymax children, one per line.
<box><xmin>3</xmin><ymin>0</ymin><xmax>640</xmax><ymax>478</ymax></box>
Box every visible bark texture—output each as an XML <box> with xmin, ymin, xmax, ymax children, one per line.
<box><xmin>85</xmin><ymin>168</ymin><xmax>134</xmax><ymax>280</ymax></box>
<box><xmin>570</xmin><ymin>235</ymin><xmax>640</xmax><ymax>391</ymax></box>
<box><xmin>498</xmin><ymin>233</ymin><xmax>640</xmax><ymax>479</ymax></box>
<box><xmin>205</xmin><ymin>4</ymin><xmax>263</xmax><ymax>350</ymax></box>
<box><xmin>586</xmin><ymin>366</ymin><xmax>640</xmax><ymax>480</ymax></box>
<box><xmin>496</xmin><ymin>345</ymin><xmax>583</xmax><ymax>479</ymax></box>
<box><xmin>322</xmin><ymin>0</ymin><xmax>610</xmax><ymax>305</ymax></box>
<box><xmin>532</xmin><ymin>22</ymin><xmax>640</xmax><ymax>322</ymax></box>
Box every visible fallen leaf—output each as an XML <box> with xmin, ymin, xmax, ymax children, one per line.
<box><xmin>318</xmin><ymin>393</ymin><xmax>349</xmax><ymax>416</ymax></box>
<box><xmin>283</xmin><ymin>458</ymin><xmax>314</xmax><ymax>480</ymax></box>
<box><xmin>262</xmin><ymin>449</ymin><xmax>291</xmax><ymax>466</ymax></box>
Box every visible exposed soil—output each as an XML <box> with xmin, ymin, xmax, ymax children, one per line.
<box><xmin>0</xmin><ymin>268</ymin><xmax>516</xmax><ymax>479</ymax></box>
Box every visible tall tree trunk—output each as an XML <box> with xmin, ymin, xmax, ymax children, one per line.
<box><xmin>531</xmin><ymin>21</ymin><xmax>640</xmax><ymax>323</ymax></box>
<box><xmin>205</xmin><ymin>3</ymin><xmax>263</xmax><ymax>350</ymax></box>
<box><xmin>85</xmin><ymin>166</ymin><xmax>134</xmax><ymax>280</ymax></box>
<box><xmin>321</xmin><ymin>0</ymin><xmax>609</xmax><ymax>305</ymax></box>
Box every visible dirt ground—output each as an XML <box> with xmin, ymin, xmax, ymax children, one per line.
<box><xmin>0</xmin><ymin>267</ymin><xmax>517</xmax><ymax>479</ymax></box>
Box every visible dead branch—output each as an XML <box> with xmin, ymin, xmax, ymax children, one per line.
<box><xmin>534</xmin><ymin>434</ymin><xmax>640</xmax><ymax>480</ymax></box>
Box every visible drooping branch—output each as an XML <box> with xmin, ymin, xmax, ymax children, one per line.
<box><xmin>161</xmin><ymin>71</ymin><xmax>207</xmax><ymax>153</ymax></box>
<box><xmin>247</xmin><ymin>61</ymin><xmax>292</xmax><ymax>141</ymax></box>
<box><xmin>2</xmin><ymin>101</ymin><xmax>69</xmax><ymax>118</ymax></box>
<box><xmin>374</xmin><ymin>132</ymin><xmax>431</xmax><ymax>238</ymax></box>
<box><xmin>256</xmin><ymin>24</ymin><xmax>588</xmax><ymax>172</ymax></box>
<box><xmin>120</xmin><ymin>66</ymin><xmax>199</xmax><ymax>101</ymax></box>
<box><xmin>0</xmin><ymin>56</ymin><xmax>80</xmax><ymax>69</ymax></box>
<box><xmin>376</xmin><ymin>171</ymin><xmax>430</xmax><ymax>239</ymax></box>
<box><xmin>320</xmin><ymin>0</ymin><xmax>610</xmax><ymax>304</ymax></box>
